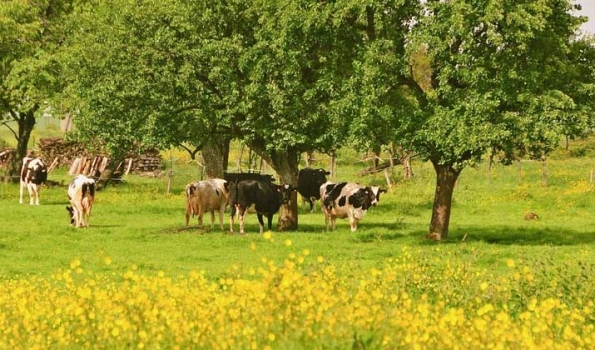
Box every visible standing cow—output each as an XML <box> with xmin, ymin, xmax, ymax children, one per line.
<box><xmin>320</xmin><ymin>181</ymin><xmax>386</xmax><ymax>232</ymax></box>
<box><xmin>298</xmin><ymin>168</ymin><xmax>330</xmax><ymax>212</ymax></box>
<box><xmin>20</xmin><ymin>156</ymin><xmax>48</xmax><ymax>205</ymax></box>
<box><xmin>185</xmin><ymin>178</ymin><xmax>229</xmax><ymax>230</ymax></box>
<box><xmin>67</xmin><ymin>174</ymin><xmax>96</xmax><ymax>228</ymax></box>
<box><xmin>229</xmin><ymin>179</ymin><xmax>295</xmax><ymax>234</ymax></box>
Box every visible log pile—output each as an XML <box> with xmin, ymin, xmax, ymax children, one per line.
<box><xmin>37</xmin><ymin>137</ymin><xmax>162</xmax><ymax>176</ymax></box>
<box><xmin>38</xmin><ymin>137</ymin><xmax>95</xmax><ymax>168</ymax></box>
<box><xmin>126</xmin><ymin>148</ymin><xmax>162</xmax><ymax>174</ymax></box>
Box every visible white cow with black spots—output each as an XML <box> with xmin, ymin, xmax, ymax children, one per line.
<box><xmin>67</xmin><ymin>174</ymin><xmax>96</xmax><ymax>228</ymax></box>
<box><xmin>20</xmin><ymin>156</ymin><xmax>48</xmax><ymax>205</ymax></box>
<box><xmin>320</xmin><ymin>182</ymin><xmax>386</xmax><ymax>232</ymax></box>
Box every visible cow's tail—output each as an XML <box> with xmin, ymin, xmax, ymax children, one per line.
<box><xmin>186</xmin><ymin>184</ymin><xmax>197</xmax><ymax>217</ymax></box>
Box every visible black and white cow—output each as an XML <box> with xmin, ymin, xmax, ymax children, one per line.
<box><xmin>224</xmin><ymin>172</ymin><xmax>275</xmax><ymax>184</ymax></box>
<box><xmin>298</xmin><ymin>167</ymin><xmax>330</xmax><ymax>212</ymax></box>
<box><xmin>229</xmin><ymin>179</ymin><xmax>295</xmax><ymax>234</ymax></box>
<box><xmin>320</xmin><ymin>181</ymin><xmax>386</xmax><ymax>232</ymax></box>
<box><xmin>67</xmin><ymin>174</ymin><xmax>96</xmax><ymax>228</ymax></box>
<box><xmin>20</xmin><ymin>156</ymin><xmax>48</xmax><ymax>205</ymax></box>
<box><xmin>185</xmin><ymin>178</ymin><xmax>229</xmax><ymax>230</ymax></box>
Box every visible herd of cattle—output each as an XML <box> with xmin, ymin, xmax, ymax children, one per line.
<box><xmin>186</xmin><ymin>168</ymin><xmax>387</xmax><ymax>233</ymax></box>
<box><xmin>20</xmin><ymin>156</ymin><xmax>95</xmax><ymax>227</ymax></box>
<box><xmin>19</xmin><ymin>157</ymin><xmax>386</xmax><ymax>232</ymax></box>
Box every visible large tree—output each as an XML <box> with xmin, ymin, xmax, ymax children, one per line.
<box><xmin>61</xmin><ymin>0</ymin><xmax>360</xmax><ymax>230</ymax></box>
<box><xmin>348</xmin><ymin>0</ymin><xmax>594</xmax><ymax>239</ymax></box>
<box><xmin>58</xmin><ymin>0</ymin><xmax>234</xmax><ymax>175</ymax></box>
<box><xmin>0</xmin><ymin>0</ymin><xmax>72</xmax><ymax>179</ymax></box>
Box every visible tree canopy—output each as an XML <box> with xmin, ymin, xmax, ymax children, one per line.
<box><xmin>1</xmin><ymin>0</ymin><xmax>74</xmax><ymax>176</ymax></box>
<box><xmin>44</xmin><ymin>0</ymin><xmax>595</xmax><ymax>236</ymax></box>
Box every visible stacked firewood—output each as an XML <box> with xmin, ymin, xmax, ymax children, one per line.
<box><xmin>37</xmin><ymin>137</ymin><xmax>162</xmax><ymax>176</ymax></box>
<box><xmin>38</xmin><ymin>137</ymin><xmax>95</xmax><ymax>168</ymax></box>
<box><xmin>123</xmin><ymin>148</ymin><xmax>162</xmax><ymax>175</ymax></box>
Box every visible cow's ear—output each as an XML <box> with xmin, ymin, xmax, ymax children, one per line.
<box><xmin>380</xmin><ymin>188</ymin><xmax>387</xmax><ymax>193</ymax></box>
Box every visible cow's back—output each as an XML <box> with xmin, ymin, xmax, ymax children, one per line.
<box><xmin>230</xmin><ymin>179</ymin><xmax>280</xmax><ymax>214</ymax></box>
<box><xmin>195</xmin><ymin>179</ymin><xmax>228</xmax><ymax>210</ymax></box>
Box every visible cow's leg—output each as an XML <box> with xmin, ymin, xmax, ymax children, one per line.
<box><xmin>210</xmin><ymin>210</ymin><xmax>216</xmax><ymax>229</ymax></box>
<box><xmin>229</xmin><ymin>205</ymin><xmax>237</xmax><ymax>232</ymax></box>
<box><xmin>73</xmin><ymin>205</ymin><xmax>81</xmax><ymax>227</ymax></box>
<box><xmin>19</xmin><ymin>181</ymin><xmax>24</xmax><ymax>204</ymax></box>
<box><xmin>257</xmin><ymin>213</ymin><xmax>265</xmax><ymax>234</ymax></box>
<box><xmin>349</xmin><ymin>217</ymin><xmax>358</xmax><ymax>232</ymax></box>
<box><xmin>239</xmin><ymin>207</ymin><xmax>247</xmax><ymax>234</ymax></box>
<box><xmin>86</xmin><ymin>199</ymin><xmax>93</xmax><ymax>227</ymax></box>
<box><xmin>185</xmin><ymin>201</ymin><xmax>191</xmax><ymax>227</ymax></box>
<box><xmin>85</xmin><ymin>209</ymin><xmax>90</xmax><ymax>227</ymax></box>
<box><xmin>197</xmin><ymin>204</ymin><xmax>204</xmax><ymax>229</ymax></box>
<box><xmin>308</xmin><ymin>199</ymin><xmax>314</xmax><ymax>213</ymax></box>
<box><xmin>82</xmin><ymin>204</ymin><xmax>89</xmax><ymax>227</ymax></box>
<box><xmin>78</xmin><ymin>204</ymin><xmax>84</xmax><ymax>227</ymax></box>
<box><xmin>218</xmin><ymin>204</ymin><xmax>226</xmax><ymax>230</ymax></box>
<box><xmin>331</xmin><ymin>215</ymin><xmax>337</xmax><ymax>231</ymax></box>
<box><xmin>266</xmin><ymin>215</ymin><xmax>273</xmax><ymax>232</ymax></box>
<box><xmin>26</xmin><ymin>183</ymin><xmax>35</xmax><ymax>205</ymax></box>
<box><xmin>35</xmin><ymin>184</ymin><xmax>41</xmax><ymax>205</ymax></box>
<box><xmin>323</xmin><ymin>209</ymin><xmax>330</xmax><ymax>231</ymax></box>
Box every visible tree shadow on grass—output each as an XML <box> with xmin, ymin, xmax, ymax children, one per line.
<box><xmin>414</xmin><ymin>226</ymin><xmax>595</xmax><ymax>246</ymax></box>
<box><xmin>162</xmin><ymin>226</ymin><xmax>211</xmax><ymax>234</ymax></box>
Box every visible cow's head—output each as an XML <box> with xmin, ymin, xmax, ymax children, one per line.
<box><xmin>370</xmin><ymin>186</ymin><xmax>387</xmax><ymax>206</ymax></box>
<box><xmin>348</xmin><ymin>187</ymin><xmax>378</xmax><ymax>210</ymax></box>
<box><xmin>275</xmin><ymin>184</ymin><xmax>296</xmax><ymax>205</ymax></box>
<box><xmin>309</xmin><ymin>168</ymin><xmax>330</xmax><ymax>185</ymax></box>
<box><xmin>66</xmin><ymin>206</ymin><xmax>75</xmax><ymax>226</ymax></box>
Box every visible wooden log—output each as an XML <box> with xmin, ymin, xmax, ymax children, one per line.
<box><xmin>69</xmin><ymin>158</ymin><xmax>81</xmax><ymax>175</ymax></box>
<box><xmin>99</xmin><ymin>157</ymin><xmax>110</xmax><ymax>173</ymax></box>
<box><xmin>125</xmin><ymin>159</ymin><xmax>133</xmax><ymax>175</ymax></box>
<box><xmin>47</xmin><ymin>157</ymin><xmax>59</xmax><ymax>174</ymax></box>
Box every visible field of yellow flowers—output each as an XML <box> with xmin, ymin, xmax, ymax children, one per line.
<box><xmin>1</xmin><ymin>241</ymin><xmax>594</xmax><ymax>349</ymax></box>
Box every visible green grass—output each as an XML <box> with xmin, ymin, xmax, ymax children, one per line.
<box><xmin>1</xmin><ymin>148</ymin><xmax>595</xmax><ymax>281</ymax></box>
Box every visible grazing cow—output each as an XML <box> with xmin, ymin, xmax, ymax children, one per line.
<box><xmin>66</xmin><ymin>174</ymin><xmax>96</xmax><ymax>228</ymax></box>
<box><xmin>320</xmin><ymin>181</ymin><xmax>386</xmax><ymax>232</ymax></box>
<box><xmin>223</xmin><ymin>172</ymin><xmax>275</xmax><ymax>184</ymax></box>
<box><xmin>298</xmin><ymin>167</ymin><xmax>330</xmax><ymax>212</ymax></box>
<box><xmin>185</xmin><ymin>178</ymin><xmax>229</xmax><ymax>230</ymax></box>
<box><xmin>20</xmin><ymin>156</ymin><xmax>48</xmax><ymax>205</ymax></box>
<box><xmin>229</xmin><ymin>179</ymin><xmax>295</xmax><ymax>234</ymax></box>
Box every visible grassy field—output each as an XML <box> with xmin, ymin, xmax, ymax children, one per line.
<box><xmin>1</xmin><ymin>145</ymin><xmax>594</xmax><ymax>280</ymax></box>
<box><xmin>2</xmin><ymin>135</ymin><xmax>595</xmax><ymax>348</ymax></box>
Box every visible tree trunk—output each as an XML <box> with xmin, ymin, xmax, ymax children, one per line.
<box><xmin>329</xmin><ymin>150</ymin><xmax>336</xmax><ymax>180</ymax></box>
<box><xmin>395</xmin><ymin>146</ymin><xmax>413</xmax><ymax>179</ymax></box>
<box><xmin>306</xmin><ymin>150</ymin><xmax>314</xmax><ymax>167</ymax></box>
<box><xmin>402</xmin><ymin>154</ymin><xmax>413</xmax><ymax>179</ymax></box>
<box><xmin>7</xmin><ymin>110</ymin><xmax>36</xmax><ymax>182</ymax></box>
<box><xmin>372</xmin><ymin>145</ymin><xmax>381</xmax><ymax>171</ymax></box>
<box><xmin>202</xmin><ymin>137</ymin><xmax>230</xmax><ymax>179</ymax></box>
<box><xmin>271</xmin><ymin>149</ymin><xmax>299</xmax><ymax>231</ymax></box>
<box><xmin>428</xmin><ymin>161</ymin><xmax>461</xmax><ymax>240</ymax></box>
<box><xmin>96</xmin><ymin>159</ymin><xmax>119</xmax><ymax>191</ymax></box>
<box><xmin>248</xmin><ymin>143</ymin><xmax>300</xmax><ymax>231</ymax></box>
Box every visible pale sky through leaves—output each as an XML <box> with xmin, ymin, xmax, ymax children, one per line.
<box><xmin>576</xmin><ymin>0</ymin><xmax>595</xmax><ymax>35</ymax></box>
